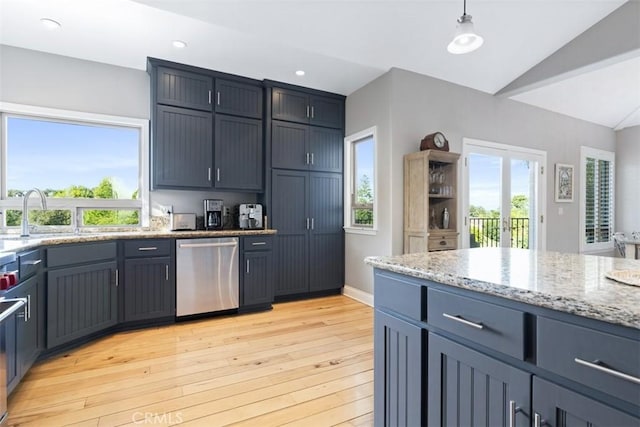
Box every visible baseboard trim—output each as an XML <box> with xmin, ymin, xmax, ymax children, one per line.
<box><xmin>342</xmin><ymin>285</ymin><xmax>373</xmax><ymax>307</ymax></box>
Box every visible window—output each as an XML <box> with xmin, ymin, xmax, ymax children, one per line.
<box><xmin>580</xmin><ymin>146</ymin><xmax>615</xmax><ymax>253</ymax></box>
<box><xmin>0</xmin><ymin>103</ymin><xmax>149</xmax><ymax>232</ymax></box>
<box><xmin>344</xmin><ymin>127</ymin><xmax>376</xmax><ymax>233</ymax></box>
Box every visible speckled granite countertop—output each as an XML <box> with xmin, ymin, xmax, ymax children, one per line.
<box><xmin>0</xmin><ymin>229</ymin><xmax>277</xmax><ymax>253</ymax></box>
<box><xmin>365</xmin><ymin>248</ymin><xmax>640</xmax><ymax>329</ymax></box>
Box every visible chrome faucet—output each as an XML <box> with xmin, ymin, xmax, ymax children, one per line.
<box><xmin>21</xmin><ymin>188</ymin><xmax>48</xmax><ymax>237</ymax></box>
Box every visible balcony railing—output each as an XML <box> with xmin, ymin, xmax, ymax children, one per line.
<box><xmin>469</xmin><ymin>217</ymin><xmax>530</xmax><ymax>249</ymax></box>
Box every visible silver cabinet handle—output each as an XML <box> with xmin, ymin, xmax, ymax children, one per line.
<box><xmin>246</xmin><ymin>259</ymin><xmax>250</xmax><ymax>274</ymax></box>
<box><xmin>534</xmin><ymin>413</ymin><xmax>548</xmax><ymax>427</ymax></box>
<box><xmin>208</xmin><ymin>90</ymin><xmax>212</xmax><ymax>105</ymax></box>
<box><xmin>310</xmin><ymin>153</ymin><xmax>314</xmax><ymax>165</ymax></box>
<box><xmin>217</xmin><ymin>168</ymin><xmax>221</xmax><ymax>182</ymax></box>
<box><xmin>306</xmin><ymin>152</ymin><xmax>310</xmax><ymax>165</ymax></box>
<box><xmin>251</xmin><ymin>242</ymin><xmax>267</xmax><ymax>246</ymax></box>
<box><xmin>306</xmin><ymin>218</ymin><xmax>310</xmax><ymax>230</ymax></box>
<box><xmin>574</xmin><ymin>357</ymin><xmax>640</xmax><ymax>385</ymax></box>
<box><xmin>442</xmin><ymin>312</ymin><xmax>484</xmax><ymax>329</ymax></box>
<box><xmin>27</xmin><ymin>294</ymin><xmax>31</xmax><ymax>321</ymax></box>
<box><xmin>165</xmin><ymin>265</ymin><xmax>169</xmax><ymax>281</ymax></box>
<box><xmin>138</xmin><ymin>247</ymin><xmax>157</xmax><ymax>251</ymax></box>
<box><xmin>217</xmin><ymin>91</ymin><xmax>221</xmax><ymax>106</ymax></box>
<box><xmin>311</xmin><ymin>106</ymin><xmax>315</xmax><ymax>118</ymax></box>
<box><xmin>509</xmin><ymin>400</ymin><xmax>522</xmax><ymax>427</ymax></box>
<box><xmin>306</xmin><ymin>105</ymin><xmax>310</xmax><ymax>118</ymax></box>
<box><xmin>311</xmin><ymin>218</ymin><xmax>315</xmax><ymax>230</ymax></box>
<box><xmin>22</xmin><ymin>259</ymin><xmax>42</xmax><ymax>266</ymax></box>
<box><xmin>115</xmin><ymin>269</ymin><xmax>119</xmax><ymax>287</ymax></box>
<box><xmin>208</xmin><ymin>167</ymin><xmax>212</xmax><ymax>181</ymax></box>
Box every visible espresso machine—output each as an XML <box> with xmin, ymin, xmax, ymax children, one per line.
<box><xmin>204</xmin><ymin>199</ymin><xmax>224</xmax><ymax>230</ymax></box>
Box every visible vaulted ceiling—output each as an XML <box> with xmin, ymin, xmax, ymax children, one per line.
<box><xmin>1</xmin><ymin>0</ymin><xmax>638</xmax><ymax>130</ymax></box>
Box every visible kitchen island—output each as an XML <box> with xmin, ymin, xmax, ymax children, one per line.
<box><xmin>365</xmin><ymin>248</ymin><xmax>640</xmax><ymax>426</ymax></box>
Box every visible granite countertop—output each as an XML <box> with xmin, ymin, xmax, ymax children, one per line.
<box><xmin>365</xmin><ymin>248</ymin><xmax>640</xmax><ymax>329</ymax></box>
<box><xmin>0</xmin><ymin>229</ymin><xmax>277</xmax><ymax>253</ymax></box>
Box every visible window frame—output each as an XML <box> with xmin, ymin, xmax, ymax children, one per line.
<box><xmin>0</xmin><ymin>102</ymin><xmax>149</xmax><ymax>232</ymax></box>
<box><xmin>344</xmin><ymin>126</ymin><xmax>377</xmax><ymax>235</ymax></box>
<box><xmin>579</xmin><ymin>146</ymin><xmax>615</xmax><ymax>253</ymax></box>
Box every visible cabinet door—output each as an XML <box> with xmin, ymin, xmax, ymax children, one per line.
<box><xmin>309</xmin><ymin>95</ymin><xmax>343</xmax><ymax>129</ymax></box>
<box><xmin>271</xmin><ymin>169</ymin><xmax>309</xmax><ymax>296</ymax></box>
<box><xmin>374</xmin><ymin>310</ymin><xmax>424</xmax><ymax>427</ymax></box>
<box><xmin>533</xmin><ymin>377</ymin><xmax>639</xmax><ymax>427</ymax></box>
<box><xmin>156</xmin><ymin>67</ymin><xmax>213</xmax><ymax>111</ymax></box>
<box><xmin>16</xmin><ymin>276</ymin><xmax>39</xmax><ymax>378</ymax></box>
<box><xmin>309</xmin><ymin>172</ymin><xmax>344</xmax><ymax>292</ymax></box>
<box><xmin>271</xmin><ymin>121</ymin><xmax>309</xmax><ymax>170</ymax></box>
<box><xmin>272</xmin><ymin>88</ymin><xmax>309</xmax><ymax>124</ymax></box>
<box><xmin>214</xmin><ymin>115</ymin><xmax>263</xmax><ymax>191</ymax></box>
<box><xmin>153</xmin><ymin>105</ymin><xmax>213</xmax><ymax>189</ymax></box>
<box><xmin>4</xmin><ymin>313</ymin><xmax>17</xmax><ymax>392</ymax></box>
<box><xmin>242</xmin><ymin>251</ymin><xmax>273</xmax><ymax>307</ymax></box>
<box><xmin>123</xmin><ymin>257</ymin><xmax>174</xmax><ymax>322</ymax></box>
<box><xmin>309</xmin><ymin>127</ymin><xmax>343</xmax><ymax>173</ymax></box>
<box><xmin>47</xmin><ymin>261</ymin><xmax>118</xmax><ymax>349</ymax></box>
<box><xmin>428</xmin><ymin>333</ymin><xmax>531</xmax><ymax>427</ymax></box>
<box><xmin>215</xmin><ymin>79</ymin><xmax>262</xmax><ymax>119</ymax></box>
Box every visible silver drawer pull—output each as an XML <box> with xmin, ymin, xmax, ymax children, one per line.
<box><xmin>138</xmin><ymin>247</ymin><xmax>158</xmax><ymax>251</ymax></box>
<box><xmin>534</xmin><ymin>413</ymin><xmax>548</xmax><ymax>427</ymax></box>
<box><xmin>442</xmin><ymin>312</ymin><xmax>484</xmax><ymax>329</ymax></box>
<box><xmin>509</xmin><ymin>400</ymin><xmax>522</xmax><ymax>427</ymax></box>
<box><xmin>251</xmin><ymin>242</ymin><xmax>267</xmax><ymax>246</ymax></box>
<box><xmin>574</xmin><ymin>357</ymin><xmax>640</xmax><ymax>385</ymax></box>
<box><xmin>22</xmin><ymin>259</ymin><xmax>42</xmax><ymax>266</ymax></box>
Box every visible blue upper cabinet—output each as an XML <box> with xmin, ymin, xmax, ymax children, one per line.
<box><xmin>215</xmin><ymin>79</ymin><xmax>263</xmax><ymax>119</ymax></box>
<box><xmin>272</xmin><ymin>87</ymin><xmax>344</xmax><ymax>129</ymax></box>
<box><xmin>156</xmin><ymin>67</ymin><xmax>213</xmax><ymax>112</ymax></box>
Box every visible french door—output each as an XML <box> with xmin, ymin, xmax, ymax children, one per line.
<box><xmin>462</xmin><ymin>139</ymin><xmax>546</xmax><ymax>250</ymax></box>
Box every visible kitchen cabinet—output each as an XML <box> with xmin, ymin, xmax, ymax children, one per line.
<box><xmin>215</xmin><ymin>79</ymin><xmax>263</xmax><ymax>119</ymax></box>
<box><xmin>271</xmin><ymin>169</ymin><xmax>343</xmax><ymax>298</ymax></box>
<box><xmin>214</xmin><ymin>115</ymin><xmax>263</xmax><ymax>191</ymax></box>
<box><xmin>241</xmin><ymin>236</ymin><xmax>274</xmax><ymax>310</ymax></box>
<box><xmin>122</xmin><ymin>240</ymin><xmax>175</xmax><ymax>323</ymax></box>
<box><xmin>404</xmin><ymin>150</ymin><xmax>460</xmax><ymax>253</ymax></box>
<box><xmin>272</xmin><ymin>87</ymin><xmax>344</xmax><ymax>129</ymax></box>
<box><xmin>47</xmin><ymin>242</ymin><xmax>118</xmax><ymax>349</ymax></box>
<box><xmin>152</xmin><ymin>105</ymin><xmax>213</xmax><ymax>190</ymax></box>
<box><xmin>156</xmin><ymin>66</ymin><xmax>213</xmax><ymax>111</ymax></box>
<box><xmin>271</xmin><ymin>121</ymin><xmax>342</xmax><ymax>173</ymax></box>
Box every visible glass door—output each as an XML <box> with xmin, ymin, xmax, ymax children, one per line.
<box><xmin>463</xmin><ymin>140</ymin><xmax>546</xmax><ymax>250</ymax></box>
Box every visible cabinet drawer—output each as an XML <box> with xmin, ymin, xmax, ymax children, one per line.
<box><xmin>19</xmin><ymin>249</ymin><xmax>42</xmax><ymax>280</ymax></box>
<box><xmin>428</xmin><ymin>235</ymin><xmax>456</xmax><ymax>251</ymax></box>
<box><xmin>374</xmin><ymin>271</ymin><xmax>425</xmax><ymax>321</ymax></box>
<box><xmin>243</xmin><ymin>236</ymin><xmax>273</xmax><ymax>251</ymax></box>
<box><xmin>47</xmin><ymin>242</ymin><xmax>117</xmax><ymax>268</ymax></box>
<box><xmin>123</xmin><ymin>239</ymin><xmax>171</xmax><ymax>258</ymax></box>
<box><xmin>427</xmin><ymin>288</ymin><xmax>525</xmax><ymax>360</ymax></box>
<box><xmin>537</xmin><ymin>316</ymin><xmax>640</xmax><ymax>406</ymax></box>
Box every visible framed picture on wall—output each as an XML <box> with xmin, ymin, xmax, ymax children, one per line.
<box><xmin>555</xmin><ymin>163</ymin><xmax>574</xmax><ymax>202</ymax></box>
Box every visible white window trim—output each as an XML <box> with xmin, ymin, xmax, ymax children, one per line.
<box><xmin>344</xmin><ymin>126</ymin><xmax>377</xmax><ymax>235</ymax></box>
<box><xmin>0</xmin><ymin>102</ymin><xmax>150</xmax><ymax>229</ymax></box>
<box><xmin>579</xmin><ymin>146</ymin><xmax>615</xmax><ymax>254</ymax></box>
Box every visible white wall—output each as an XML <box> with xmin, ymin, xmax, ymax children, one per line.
<box><xmin>346</xmin><ymin>67</ymin><xmax>617</xmax><ymax>294</ymax></box>
<box><xmin>0</xmin><ymin>45</ymin><xmax>257</xmax><ymax>217</ymax></box>
<box><xmin>616</xmin><ymin>125</ymin><xmax>640</xmax><ymax>232</ymax></box>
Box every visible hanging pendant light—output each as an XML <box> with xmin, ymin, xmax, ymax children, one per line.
<box><xmin>447</xmin><ymin>0</ymin><xmax>484</xmax><ymax>54</ymax></box>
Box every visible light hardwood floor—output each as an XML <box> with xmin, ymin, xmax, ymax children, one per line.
<box><xmin>7</xmin><ymin>295</ymin><xmax>374</xmax><ymax>427</ymax></box>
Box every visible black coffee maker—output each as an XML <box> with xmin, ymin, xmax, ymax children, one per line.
<box><xmin>204</xmin><ymin>199</ymin><xmax>224</xmax><ymax>230</ymax></box>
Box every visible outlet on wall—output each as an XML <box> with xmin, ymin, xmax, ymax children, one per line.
<box><xmin>161</xmin><ymin>205</ymin><xmax>173</xmax><ymax>215</ymax></box>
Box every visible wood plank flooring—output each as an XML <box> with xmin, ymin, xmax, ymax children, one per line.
<box><xmin>7</xmin><ymin>296</ymin><xmax>374</xmax><ymax>427</ymax></box>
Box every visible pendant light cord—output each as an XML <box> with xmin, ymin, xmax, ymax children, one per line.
<box><xmin>463</xmin><ymin>0</ymin><xmax>467</xmax><ymax>17</ymax></box>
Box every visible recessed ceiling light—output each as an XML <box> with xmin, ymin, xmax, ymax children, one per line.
<box><xmin>40</xmin><ymin>18</ymin><xmax>61</xmax><ymax>30</ymax></box>
<box><xmin>295</xmin><ymin>70</ymin><xmax>305</xmax><ymax>76</ymax></box>
<box><xmin>172</xmin><ymin>40</ymin><xmax>187</xmax><ymax>49</ymax></box>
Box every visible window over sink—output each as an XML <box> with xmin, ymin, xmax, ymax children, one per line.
<box><xmin>0</xmin><ymin>103</ymin><xmax>149</xmax><ymax>232</ymax></box>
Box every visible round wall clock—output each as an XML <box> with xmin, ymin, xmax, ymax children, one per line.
<box><xmin>420</xmin><ymin>132</ymin><xmax>450</xmax><ymax>151</ymax></box>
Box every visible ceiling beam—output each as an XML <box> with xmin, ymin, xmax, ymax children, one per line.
<box><xmin>496</xmin><ymin>0</ymin><xmax>640</xmax><ymax>97</ymax></box>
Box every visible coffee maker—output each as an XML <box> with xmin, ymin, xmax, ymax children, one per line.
<box><xmin>204</xmin><ymin>199</ymin><xmax>224</xmax><ymax>230</ymax></box>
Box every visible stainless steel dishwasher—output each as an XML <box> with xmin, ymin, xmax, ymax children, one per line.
<box><xmin>176</xmin><ymin>237</ymin><xmax>239</xmax><ymax>316</ymax></box>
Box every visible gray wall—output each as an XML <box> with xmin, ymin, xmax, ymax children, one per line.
<box><xmin>346</xmin><ymin>67</ymin><xmax>616</xmax><ymax>294</ymax></box>
<box><xmin>0</xmin><ymin>46</ymin><xmax>256</xmax><ymax>217</ymax></box>
<box><xmin>616</xmin><ymin>125</ymin><xmax>640</xmax><ymax>232</ymax></box>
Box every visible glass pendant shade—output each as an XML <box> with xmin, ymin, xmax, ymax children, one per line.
<box><xmin>447</xmin><ymin>14</ymin><xmax>484</xmax><ymax>54</ymax></box>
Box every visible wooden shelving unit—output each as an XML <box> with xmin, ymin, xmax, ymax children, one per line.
<box><xmin>404</xmin><ymin>150</ymin><xmax>460</xmax><ymax>253</ymax></box>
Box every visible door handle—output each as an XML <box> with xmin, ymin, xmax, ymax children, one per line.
<box><xmin>179</xmin><ymin>242</ymin><xmax>238</xmax><ymax>249</ymax></box>
<box><xmin>534</xmin><ymin>413</ymin><xmax>548</xmax><ymax>427</ymax></box>
<box><xmin>165</xmin><ymin>265</ymin><xmax>169</xmax><ymax>281</ymax></box>
<box><xmin>509</xmin><ymin>400</ymin><xmax>522</xmax><ymax>427</ymax></box>
<box><xmin>310</xmin><ymin>153</ymin><xmax>314</xmax><ymax>165</ymax></box>
<box><xmin>217</xmin><ymin>91</ymin><xmax>221</xmax><ymax>106</ymax></box>
<box><xmin>311</xmin><ymin>218</ymin><xmax>315</xmax><ymax>230</ymax></box>
<box><xmin>246</xmin><ymin>259</ymin><xmax>250</xmax><ymax>274</ymax></box>
<box><xmin>306</xmin><ymin>218</ymin><xmax>310</xmax><ymax>230</ymax></box>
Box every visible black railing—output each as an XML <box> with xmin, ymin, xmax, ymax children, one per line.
<box><xmin>469</xmin><ymin>217</ymin><xmax>530</xmax><ymax>249</ymax></box>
